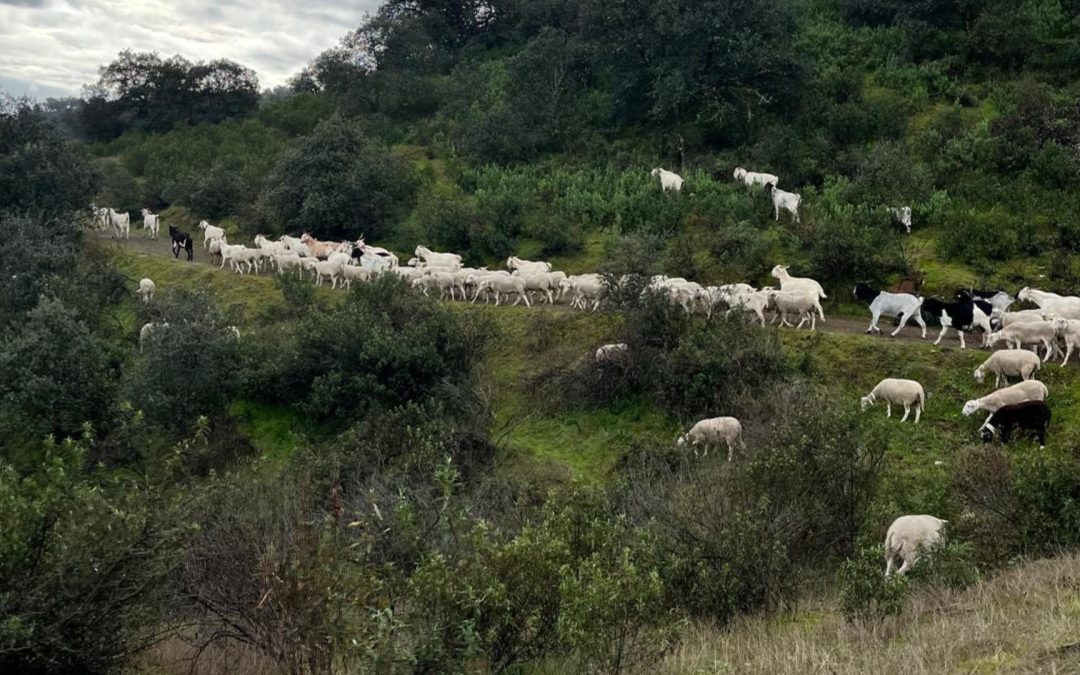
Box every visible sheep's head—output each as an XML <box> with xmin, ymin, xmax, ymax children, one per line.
<box><xmin>973</xmin><ymin>367</ymin><xmax>986</xmax><ymax>384</ymax></box>
<box><xmin>961</xmin><ymin>400</ymin><xmax>981</xmax><ymax>416</ymax></box>
<box><xmin>676</xmin><ymin>434</ymin><xmax>688</xmax><ymax>446</ymax></box>
<box><xmin>859</xmin><ymin>395</ymin><xmax>873</xmax><ymax>411</ymax></box>
<box><xmin>650</xmin><ymin>168</ymin><xmax>660</xmax><ymax>178</ymax></box>
<box><xmin>770</xmin><ymin>265</ymin><xmax>787</xmax><ymax>280</ymax></box>
<box><xmin>733</xmin><ymin>167</ymin><xmax>745</xmax><ymax>179</ymax></box>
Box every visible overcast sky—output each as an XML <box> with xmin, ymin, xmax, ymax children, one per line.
<box><xmin>0</xmin><ymin>0</ymin><xmax>380</xmax><ymax>99</ymax></box>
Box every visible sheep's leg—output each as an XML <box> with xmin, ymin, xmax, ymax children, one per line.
<box><xmin>1043</xmin><ymin>339</ymin><xmax>1054</xmax><ymax>362</ymax></box>
<box><xmin>885</xmin><ymin>554</ymin><xmax>896</xmax><ymax>577</ymax></box>
<box><xmin>896</xmin><ymin>556</ymin><xmax>913</xmax><ymax>575</ymax></box>
<box><xmin>914</xmin><ymin>404</ymin><xmax>921</xmax><ymax>424</ymax></box>
<box><xmin>886</xmin><ymin>402</ymin><xmax>892</xmax><ymax>418</ymax></box>
<box><xmin>1064</xmin><ymin>342</ymin><xmax>1074</xmax><ymax>367</ymax></box>
<box><xmin>900</xmin><ymin>404</ymin><xmax>910</xmax><ymax>423</ymax></box>
<box><xmin>774</xmin><ymin>204</ymin><xmax>779</xmax><ymax>221</ymax></box>
<box><xmin>727</xmin><ymin>440</ymin><xmax>734</xmax><ymax>462</ymax></box>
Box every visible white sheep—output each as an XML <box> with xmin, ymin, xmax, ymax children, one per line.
<box><xmin>199</xmin><ymin>220</ymin><xmax>226</xmax><ymax>249</ymax></box>
<box><xmin>595</xmin><ymin>343</ymin><xmax>629</xmax><ymax>365</ymax></box>
<box><xmin>962</xmin><ymin>379</ymin><xmax>1049</xmax><ymax>427</ymax></box>
<box><xmin>985</xmin><ymin>320</ymin><xmax>1064</xmax><ymax>361</ymax></box>
<box><xmin>137</xmin><ymin>278</ymin><xmax>155</xmax><ymax>303</ymax></box>
<box><xmin>725</xmin><ymin>289</ymin><xmax>772</xmax><ymax>327</ymax></box>
<box><xmin>340</xmin><ymin>264</ymin><xmax>373</xmax><ymax>289</ymax></box>
<box><xmin>885</xmin><ymin>515</ymin><xmax>946</xmax><ymax>576</ymax></box>
<box><xmin>860</xmin><ymin>378</ymin><xmax>926</xmax><ymax>423</ymax></box>
<box><xmin>140</xmin><ymin>209</ymin><xmax>160</xmax><ymax>240</ymax></box>
<box><xmin>974</xmin><ymin>350</ymin><xmax>1041</xmax><ymax>389</ymax></box>
<box><xmin>515</xmin><ymin>271</ymin><xmax>560</xmax><ymax>304</ymax></box>
<box><xmin>476</xmin><ymin>275</ymin><xmax>531</xmax><ymax>306</ymax></box>
<box><xmin>274</xmin><ymin>252</ymin><xmax>305</xmax><ymax>278</ymax></box>
<box><xmin>764</xmin><ymin>183</ymin><xmax>800</xmax><ymax>223</ymax></box>
<box><xmin>1057</xmin><ymin>318</ymin><xmax>1080</xmax><ymax>366</ymax></box>
<box><xmin>770</xmin><ymin>290</ymin><xmax>822</xmax><ymax>330</ymax></box>
<box><xmin>650</xmin><ymin>167</ymin><xmax>684</xmax><ymax>193</ymax></box>
<box><xmin>770</xmin><ymin>265</ymin><xmax>826</xmax><ymax>320</ymax></box>
<box><xmin>1001</xmin><ymin>309</ymin><xmax>1055</xmax><ymax>328</ymax></box>
<box><xmin>138</xmin><ymin>321</ymin><xmax>168</xmax><ymax>352</ymax></box>
<box><xmin>733</xmin><ymin>167</ymin><xmax>779</xmax><ymax>190</ymax></box>
<box><xmin>569</xmin><ymin>276</ymin><xmax>606</xmax><ymax>311</ymax></box>
<box><xmin>313</xmin><ymin>260</ymin><xmax>344</xmax><ymax>288</ymax></box>
<box><xmin>676</xmin><ymin>417</ymin><xmax>745</xmax><ymax>461</ymax></box>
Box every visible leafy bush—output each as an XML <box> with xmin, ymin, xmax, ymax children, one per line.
<box><xmin>837</xmin><ymin>544</ymin><xmax>911</xmax><ymax>623</ymax></box>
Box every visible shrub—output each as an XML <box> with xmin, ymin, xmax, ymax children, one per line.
<box><xmin>837</xmin><ymin>544</ymin><xmax>911</xmax><ymax>623</ymax></box>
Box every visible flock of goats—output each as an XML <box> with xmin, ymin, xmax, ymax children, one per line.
<box><xmin>93</xmin><ymin>163</ymin><xmax>1066</xmax><ymax>577</ymax></box>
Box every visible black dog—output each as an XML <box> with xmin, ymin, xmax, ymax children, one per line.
<box><xmin>169</xmin><ymin>224</ymin><xmax>194</xmax><ymax>261</ymax></box>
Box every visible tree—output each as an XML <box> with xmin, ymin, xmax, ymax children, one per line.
<box><xmin>0</xmin><ymin>298</ymin><xmax>120</xmax><ymax>460</ymax></box>
<box><xmin>0</xmin><ymin>215</ymin><xmax>81</xmax><ymax>324</ymax></box>
<box><xmin>259</xmin><ymin>115</ymin><xmax>417</xmax><ymax>240</ymax></box>
<box><xmin>0</xmin><ymin>100</ymin><xmax>100</xmax><ymax>215</ymax></box>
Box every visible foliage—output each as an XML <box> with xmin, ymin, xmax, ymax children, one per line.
<box><xmin>258</xmin><ymin>114</ymin><xmax>417</xmax><ymax>240</ymax></box>
<box><xmin>0</xmin><ymin>100</ymin><xmax>99</xmax><ymax>215</ymax></box>
<box><xmin>0</xmin><ymin>435</ymin><xmax>183</xmax><ymax>674</ymax></box>
<box><xmin>83</xmin><ymin>50</ymin><xmax>259</xmax><ymax>140</ymax></box>
<box><xmin>0</xmin><ymin>215</ymin><xmax>81</xmax><ymax>324</ymax></box>
<box><xmin>837</xmin><ymin>544</ymin><xmax>911</xmax><ymax>623</ymax></box>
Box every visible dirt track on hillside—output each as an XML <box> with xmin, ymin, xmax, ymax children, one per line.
<box><xmin>88</xmin><ymin>228</ymin><xmax>951</xmax><ymax>348</ymax></box>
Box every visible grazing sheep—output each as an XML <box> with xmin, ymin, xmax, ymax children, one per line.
<box><xmin>884</xmin><ymin>515</ymin><xmax>946</xmax><ymax>576</ymax></box>
<box><xmin>595</xmin><ymin>343</ymin><xmax>629</xmax><ymax>365</ymax></box>
<box><xmin>763</xmin><ymin>183</ymin><xmax>801</xmax><ymax>223</ymax></box>
<box><xmin>860</xmin><ymin>378</ymin><xmax>926</xmax><ymax>423</ymax></box>
<box><xmin>140</xmin><ymin>209</ymin><xmax>160</xmax><ymax>240</ymax></box>
<box><xmin>854</xmin><ymin>283</ymin><xmax>926</xmax><ymax>338</ymax></box>
<box><xmin>979</xmin><ymin>400</ymin><xmax>1051</xmax><ymax>447</ymax></box>
<box><xmin>650</xmin><ymin>167</ymin><xmax>684</xmax><ymax>193</ymax></box>
<box><xmin>676</xmin><ymin>417</ymin><xmax>745</xmax><ymax>461</ymax></box>
<box><xmin>137</xmin><ymin>278</ymin><xmax>155</xmax><ymax>303</ymax></box>
<box><xmin>974</xmin><ymin>350</ymin><xmax>1041</xmax><ymax>389</ymax></box>
<box><xmin>962</xmin><ymin>379</ymin><xmax>1049</xmax><ymax>427</ymax></box>
<box><xmin>733</xmin><ymin>167</ymin><xmax>779</xmax><ymax>190</ymax></box>
<box><xmin>138</xmin><ymin>321</ymin><xmax>168</xmax><ymax>352</ymax></box>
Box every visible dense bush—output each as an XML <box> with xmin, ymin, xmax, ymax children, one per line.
<box><xmin>259</xmin><ymin>115</ymin><xmax>417</xmax><ymax>240</ymax></box>
<box><xmin>257</xmin><ymin>276</ymin><xmax>492</xmax><ymax>424</ymax></box>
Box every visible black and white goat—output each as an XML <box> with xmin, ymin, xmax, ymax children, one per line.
<box><xmin>921</xmin><ymin>297</ymin><xmax>993</xmax><ymax>349</ymax></box>
<box><xmin>169</xmin><ymin>224</ymin><xmax>194</xmax><ymax>262</ymax></box>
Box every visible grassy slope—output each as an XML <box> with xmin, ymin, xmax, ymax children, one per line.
<box><xmin>102</xmin><ymin>235</ymin><xmax>1080</xmax><ymax>491</ymax></box>
<box><xmin>659</xmin><ymin>551</ymin><xmax>1080</xmax><ymax>674</ymax></box>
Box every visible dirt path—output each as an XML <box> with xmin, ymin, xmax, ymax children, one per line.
<box><xmin>88</xmin><ymin>228</ymin><xmax>946</xmax><ymax>347</ymax></box>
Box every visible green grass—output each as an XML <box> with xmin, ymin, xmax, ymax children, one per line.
<box><xmin>96</xmin><ymin>237</ymin><xmax>1080</xmax><ymax>497</ymax></box>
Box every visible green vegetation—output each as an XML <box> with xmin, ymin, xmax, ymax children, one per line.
<box><xmin>7</xmin><ymin>0</ymin><xmax>1080</xmax><ymax>671</ymax></box>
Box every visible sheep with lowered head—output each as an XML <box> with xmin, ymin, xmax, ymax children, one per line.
<box><xmin>860</xmin><ymin>378</ymin><xmax>926</xmax><ymax>423</ymax></box>
<box><xmin>974</xmin><ymin>350</ymin><xmax>1041</xmax><ymax>389</ymax></box>
<box><xmin>677</xmin><ymin>416</ymin><xmax>744</xmax><ymax>460</ymax></box>
<box><xmin>885</xmin><ymin>514</ymin><xmax>946</xmax><ymax>576</ymax></box>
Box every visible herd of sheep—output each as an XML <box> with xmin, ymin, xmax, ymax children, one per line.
<box><xmin>96</xmin><ymin>164</ymin><xmax>1074</xmax><ymax>576</ymax></box>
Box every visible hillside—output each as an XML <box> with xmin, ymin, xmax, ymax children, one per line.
<box><xmin>7</xmin><ymin>0</ymin><xmax>1080</xmax><ymax>672</ymax></box>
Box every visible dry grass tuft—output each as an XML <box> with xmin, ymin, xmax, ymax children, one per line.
<box><xmin>662</xmin><ymin>553</ymin><xmax>1080</xmax><ymax>674</ymax></box>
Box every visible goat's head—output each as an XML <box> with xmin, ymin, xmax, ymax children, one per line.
<box><xmin>770</xmin><ymin>264</ymin><xmax>788</xmax><ymax>280</ymax></box>
<box><xmin>733</xmin><ymin>167</ymin><xmax>745</xmax><ymax>179</ymax></box>
<box><xmin>650</xmin><ymin>168</ymin><xmax>660</xmax><ymax>178</ymax></box>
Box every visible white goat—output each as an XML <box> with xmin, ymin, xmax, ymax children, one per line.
<box><xmin>650</xmin><ymin>167</ymin><xmax>684</xmax><ymax>193</ymax></box>
<box><xmin>854</xmin><ymin>284</ymin><xmax>926</xmax><ymax>338</ymax></box>
<box><xmin>108</xmin><ymin>208</ymin><xmax>130</xmax><ymax>239</ymax></box>
<box><xmin>891</xmin><ymin>206</ymin><xmax>912</xmax><ymax>233</ymax></box>
<box><xmin>199</xmin><ymin>220</ymin><xmax>225</xmax><ymax>249</ymax></box>
<box><xmin>764</xmin><ymin>183</ymin><xmax>800</xmax><ymax>223</ymax></box>
<box><xmin>733</xmin><ymin>167</ymin><xmax>779</xmax><ymax>190</ymax></box>
<box><xmin>1018</xmin><ymin>287</ymin><xmax>1080</xmax><ymax>320</ymax></box>
<box><xmin>676</xmin><ymin>417</ymin><xmax>745</xmax><ymax>461</ymax></box>
<box><xmin>860</xmin><ymin>378</ymin><xmax>926</xmax><ymax>423</ymax></box>
<box><xmin>974</xmin><ymin>350</ymin><xmax>1041</xmax><ymax>389</ymax></box>
<box><xmin>140</xmin><ymin>209</ymin><xmax>160</xmax><ymax>240</ymax></box>
<box><xmin>507</xmin><ymin>256</ymin><xmax>552</xmax><ymax>274</ymax></box>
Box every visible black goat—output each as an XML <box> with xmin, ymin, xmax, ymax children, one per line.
<box><xmin>980</xmin><ymin>400</ymin><xmax>1051</xmax><ymax>447</ymax></box>
<box><xmin>169</xmin><ymin>224</ymin><xmax>194</xmax><ymax>261</ymax></box>
<box><xmin>921</xmin><ymin>297</ymin><xmax>992</xmax><ymax>349</ymax></box>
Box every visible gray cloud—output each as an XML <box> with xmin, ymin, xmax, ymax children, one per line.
<box><xmin>0</xmin><ymin>0</ymin><xmax>381</xmax><ymax>97</ymax></box>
